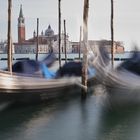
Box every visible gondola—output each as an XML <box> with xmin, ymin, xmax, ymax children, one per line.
<box><xmin>0</xmin><ymin>70</ymin><xmax>83</xmax><ymax>104</ymax></box>
<box><xmin>0</xmin><ymin>52</ymin><xmax>97</xmax><ymax>105</ymax></box>
<box><xmin>93</xmin><ymin>43</ymin><xmax>140</xmax><ymax>106</ymax></box>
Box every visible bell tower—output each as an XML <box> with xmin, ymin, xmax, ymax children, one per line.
<box><xmin>18</xmin><ymin>5</ymin><xmax>25</xmax><ymax>43</ymax></box>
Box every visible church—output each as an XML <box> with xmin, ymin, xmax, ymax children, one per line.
<box><xmin>14</xmin><ymin>5</ymin><xmax>71</xmax><ymax>54</ymax></box>
<box><xmin>13</xmin><ymin>5</ymin><xmax>124</xmax><ymax>54</ymax></box>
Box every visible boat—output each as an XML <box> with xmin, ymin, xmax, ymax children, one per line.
<box><xmin>0</xmin><ymin>70</ymin><xmax>83</xmax><ymax>104</ymax></box>
<box><xmin>92</xmin><ymin>42</ymin><xmax>140</xmax><ymax>106</ymax></box>
<box><xmin>0</xmin><ymin>52</ymin><xmax>97</xmax><ymax>105</ymax></box>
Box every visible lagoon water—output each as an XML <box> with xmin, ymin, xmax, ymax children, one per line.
<box><xmin>1</xmin><ymin>94</ymin><xmax>140</xmax><ymax>140</ymax></box>
<box><xmin>0</xmin><ymin>57</ymin><xmax>140</xmax><ymax>140</ymax></box>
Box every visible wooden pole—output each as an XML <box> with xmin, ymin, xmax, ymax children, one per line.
<box><xmin>79</xmin><ymin>26</ymin><xmax>82</xmax><ymax>60</ymax></box>
<box><xmin>111</xmin><ymin>0</ymin><xmax>114</xmax><ymax>68</ymax></box>
<box><xmin>7</xmin><ymin>0</ymin><xmax>12</xmax><ymax>73</ymax></box>
<box><xmin>36</xmin><ymin>18</ymin><xmax>39</xmax><ymax>61</ymax></box>
<box><xmin>64</xmin><ymin>19</ymin><xmax>67</xmax><ymax>63</ymax></box>
<box><xmin>58</xmin><ymin>0</ymin><xmax>61</xmax><ymax>69</ymax></box>
<box><xmin>82</xmin><ymin>0</ymin><xmax>89</xmax><ymax>98</ymax></box>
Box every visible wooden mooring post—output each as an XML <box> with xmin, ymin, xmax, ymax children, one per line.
<box><xmin>58</xmin><ymin>0</ymin><xmax>61</xmax><ymax>69</ymax></box>
<box><xmin>111</xmin><ymin>0</ymin><xmax>114</xmax><ymax>68</ymax></box>
<box><xmin>7</xmin><ymin>0</ymin><xmax>12</xmax><ymax>73</ymax></box>
<box><xmin>36</xmin><ymin>18</ymin><xmax>39</xmax><ymax>61</ymax></box>
<box><xmin>81</xmin><ymin>0</ymin><xmax>89</xmax><ymax>98</ymax></box>
<box><xmin>79</xmin><ymin>26</ymin><xmax>82</xmax><ymax>60</ymax></box>
<box><xmin>64</xmin><ymin>19</ymin><xmax>67</xmax><ymax>63</ymax></box>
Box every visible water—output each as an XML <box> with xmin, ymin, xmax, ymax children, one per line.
<box><xmin>0</xmin><ymin>94</ymin><xmax>140</xmax><ymax>140</ymax></box>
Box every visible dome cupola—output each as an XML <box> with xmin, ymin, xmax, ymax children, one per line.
<box><xmin>45</xmin><ymin>25</ymin><xmax>54</xmax><ymax>36</ymax></box>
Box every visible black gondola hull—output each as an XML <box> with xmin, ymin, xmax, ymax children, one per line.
<box><xmin>0</xmin><ymin>84</ymin><xmax>82</xmax><ymax>104</ymax></box>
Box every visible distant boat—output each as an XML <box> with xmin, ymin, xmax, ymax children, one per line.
<box><xmin>16</xmin><ymin>57</ymin><xmax>30</xmax><ymax>60</ymax></box>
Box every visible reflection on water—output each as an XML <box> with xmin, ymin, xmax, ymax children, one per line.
<box><xmin>97</xmin><ymin>105</ymin><xmax>140</xmax><ymax>140</ymax></box>
<box><xmin>0</xmin><ymin>102</ymin><xmax>57</xmax><ymax>140</ymax></box>
<box><xmin>0</xmin><ymin>101</ymin><xmax>13</xmax><ymax>111</ymax></box>
<box><xmin>0</xmin><ymin>93</ymin><xmax>140</xmax><ymax>140</ymax></box>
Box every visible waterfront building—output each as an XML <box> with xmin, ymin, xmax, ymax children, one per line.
<box><xmin>71</xmin><ymin>40</ymin><xmax>124</xmax><ymax>54</ymax></box>
<box><xmin>0</xmin><ymin>41</ymin><xmax>7</xmax><ymax>53</ymax></box>
<box><xmin>0</xmin><ymin>5</ymin><xmax>125</xmax><ymax>54</ymax></box>
<box><xmin>0</xmin><ymin>41</ymin><xmax>15</xmax><ymax>54</ymax></box>
<box><xmin>88</xmin><ymin>40</ymin><xmax>124</xmax><ymax>53</ymax></box>
<box><xmin>14</xmin><ymin>5</ymin><xmax>124</xmax><ymax>54</ymax></box>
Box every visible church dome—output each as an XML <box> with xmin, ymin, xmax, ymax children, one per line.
<box><xmin>45</xmin><ymin>25</ymin><xmax>54</xmax><ymax>36</ymax></box>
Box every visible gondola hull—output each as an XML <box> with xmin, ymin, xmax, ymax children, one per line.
<box><xmin>103</xmin><ymin>71</ymin><xmax>140</xmax><ymax>106</ymax></box>
<box><xmin>0</xmin><ymin>84</ymin><xmax>81</xmax><ymax>104</ymax></box>
<box><xmin>89</xmin><ymin>43</ymin><xmax>140</xmax><ymax>106</ymax></box>
<box><xmin>0</xmin><ymin>70</ymin><xmax>84</xmax><ymax>104</ymax></box>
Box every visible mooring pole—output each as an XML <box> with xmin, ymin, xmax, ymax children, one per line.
<box><xmin>79</xmin><ymin>26</ymin><xmax>82</xmax><ymax>60</ymax></box>
<box><xmin>58</xmin><ymin>0</ymin><xmax>61</xmax><ymax>69</ymax></box>
<box><xmin>82</xmin><ymin>0</ymin><xmax>89</xmax><ymax>98</ymax></box>
<box><xmin>36</xmin><ymin>18</ymin><xmax>39</xmax><ymax>61</ymax></box>
<box><xmin>64</xmin><ymin>19</ymin><xmax>67</xmax><ymax>63</ymax></box>
<box><xmin>111</xmin><ymin>0</ymin><xmax>114</xmax><ymax>68</ymax></box>
<box><xmin>7</xmin><ymin>0</ymin><xmax>12</xmax><ymax>73</ymax></box>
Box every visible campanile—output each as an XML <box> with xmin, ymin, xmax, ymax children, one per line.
<box><xmin>18</xmin><ymin>5</ymin><xmax>25</xmax><ymax>43</ymax></box>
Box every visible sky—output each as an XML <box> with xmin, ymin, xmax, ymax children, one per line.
<box><xmin>0</xmin><ymin>0</ymin><xmax>140</xmax><ymax>51</ymax></box>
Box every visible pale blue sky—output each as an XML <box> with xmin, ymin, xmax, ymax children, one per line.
<box><xmin>0</xmin><ymin>0</ymin><xmax>140</xmax><ymax>51</ymax></box>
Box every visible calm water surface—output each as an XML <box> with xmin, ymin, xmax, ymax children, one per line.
<box><xmin>0</xmin><ymin>94</ymin><xmax>140</xmax><ymax>140</ymax></box>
